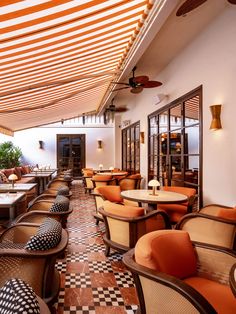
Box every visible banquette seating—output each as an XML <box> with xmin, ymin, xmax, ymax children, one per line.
<box><xmin>0</xmin><ymin>218</ymin><xmax>68</xmax><ymax>305</ymax></box>
<box><xmin>123</xmin><ymin>229</ymin><xmax>236</xmax><ymax>314</ymax></box>
<box><xmin>99</xmin><ymin>200</ymin><xmax>171</xmax><ymax>256</ymax></box>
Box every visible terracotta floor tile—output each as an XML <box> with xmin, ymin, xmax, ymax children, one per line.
<box><xmin>90</xmin><ymin>273</ymin><xmax>117</xmax><ymax>287</ymax></box>
<box><xmin>95</xmin><ymin>306</ymin><xmax>126</xmax><ymax>314</ymax></box>
<box><xmin>64</xmin><ymin>288</ymin><xmax>94</xmax><ymax>306</ymax></box>
<box><xmin>87</xmin><ymin>252</ymin><xmax>107</xmax><ymax>261</ymax></box>
<box><xmin>66</xmin><ymin>261</ymin><xmax>89</xmax><ymax>273</ymax></box>
<box><xmin>119</xmin><ymin>287</ymin><xmax>139</xmax><ymax>305</ymax></box>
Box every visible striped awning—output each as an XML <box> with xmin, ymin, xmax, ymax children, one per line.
<box><xmin>0</xmin><ymin>0</ymin><xmax>156</xmax><ymax>134</ymax></box>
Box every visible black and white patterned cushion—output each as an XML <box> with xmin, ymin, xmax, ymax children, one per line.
<box><xmin>25</xmin><ymin>218</ymin><xmax>62</xmax><ymax>251</ymax></box>
<box><xmin>50</xmin><ymin>195</ymin><xmax>69</xmax><ymax>212</ymax></box>
<box><xmin>57</xmin><ymin>186</ymin><xmax>70</xmax><ymax>196</ymax></box>
<box><xmin>63</xmin><ymin>174</ymin><xmax>72</xmax><ymax>181</ymax></box>
<box><xmin>0</xmin><ymin>278</ymin><xmax>40</xmax><ymax>314</ymax></box>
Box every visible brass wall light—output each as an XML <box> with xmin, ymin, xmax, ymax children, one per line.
<box><xmin>209</xmin><ymin>104</ymin><xmax>222</xmax><ymax>130</ymax></box>
<box><xmin>97</xmin><ymin>140</ymin><xmax>103</xmax><ymax>149</ymax></box>
<box><xmin>140</xmin><ymin>131</ymin><xmax>145</xmax><ymax>144</ymax></box>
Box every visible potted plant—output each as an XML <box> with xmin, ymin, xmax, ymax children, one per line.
<box><xmin>0</xmin><ymin>141</ymin><xmax>22</xmax><ymax>169</ymax></box>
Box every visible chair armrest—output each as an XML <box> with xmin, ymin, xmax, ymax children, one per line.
<box><xmin>229</xmin><ymin>263</ymin><xmax>236</xmax><ymax>297</ymax></box>
<box><xmin>98</xmin><ymin>208</ymin><xmax>170</xmax><ymax>225</ymax></box>
<box><xmin>193</xmin><ymin>242</ymin><xmax>236</xmax><ymax>284</ymax></box>
<box><xmin>28</xmin><ymin>200</ymin><xmax>54</xmax><ymax>211</ymax></box>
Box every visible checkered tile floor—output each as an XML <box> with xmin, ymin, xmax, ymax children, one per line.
<box><xmin>53</xmin><ymin>180</ymin><xmax>139</xmax><ymax>313</ymax></box>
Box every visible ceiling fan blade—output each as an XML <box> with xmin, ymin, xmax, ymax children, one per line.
<box><xmin>228</xmin><ymin>0</ymin><xmax>236</xmax><ymax>4</ymax></box>
<box><xmin>176</xmin><ymin>0</ymin><xmax>207</xmax><ymax>16</ymax></box>
<box><xmin>143</xmin><ymin>81</ymin><xmax>163</xmax><ymax>88</ymax></box>
<box><xmin>113</xmin><ymin>87</ymin><xmax>130</xmax><ymax>92</ymax></box>
<box><xmin>116</xmin><ymin>107</ymin><xmax>128</xmax><ymax>112</ymax></box>
<box><xmin>111</xmin><ymin>82</ymin><xmax>130</xmax><ymax>86</ymax></box>
<box><xmin>131</xmin><ymin>86</ymin><xmax>143</xmax><ymax>94</ymax></box>
<box><xmin>133</xmin><ymin>75</ymin><xmax>149</xmax><ymax>84</ymax></box>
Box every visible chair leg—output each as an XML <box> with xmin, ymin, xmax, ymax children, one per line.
<box><xmin>105</xmin><ymin>245</ymin><xmax>110</xmax><ymax>257</ymax></box>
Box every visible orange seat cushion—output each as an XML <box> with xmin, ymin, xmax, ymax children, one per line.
<box><xmin>92</xmin><ymin>175</ymin><xmax>112</xmax><ymax>181</ymax></box>
<box><xmin>96</xmin><ymin>186</ymin><xmax>123</xmax><ymax>203</ymax></box>
<box><xmin>103</xmin><ymin>200</ymin><xmax>144</xmax><ymax>218</ymax></box>
<box><xmin>217</xmin><ymin>207</ymin><xmax>236</xmax><ymax>221</ymax></box>
<box><xmin>135</xmin><ymin>230</ymin><xmax>197</xmax><ymax>279</ymax></box>
<box><xmin>184</xmin><ymin>277</ymin><xmax>236</xmax><ymax>313</ymax></box>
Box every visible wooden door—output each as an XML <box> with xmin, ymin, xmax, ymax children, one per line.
<box><xmin>57</xmin><ymin>134</ymin><xmax>85</xmax><ymax>177</ymax></box>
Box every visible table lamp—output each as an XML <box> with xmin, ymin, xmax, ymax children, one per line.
<box><xmin>8</xmin><ymin>174</ymin><xmax>18</xmax><ymax>188</ymax></box>
<box><xmin>99</xmin><ymin>164</ymin><xmax>103</xmax><ymax>171</ymax></box>
<box><xmin>109</xmin><ymin>166</ymin><xmax>114</xmax><ymax>173</ymax></box>
<box><xmin>148</xmin><ymin>179</ymin><xmax>160</xmax><ymax>196</ymax></box>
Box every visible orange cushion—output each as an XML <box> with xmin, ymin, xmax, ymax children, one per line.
<box><xmin>14</xmin><ymin>167</ymin><xmax>22</xmax><ymax>179</ymax></box>
<box><xmin>2</xmin><ymin>168</ymin><xmax>15</xmax><ymax>178</ymax></box>
<box><xmin>184</xmin><ymin>277</ymin><xmax>236</xmax><ymax>313</ymax></box>
<box><xmin>96</xmin><ymin>186</ymin><xmax>123</xmax><ymax>203</ymax></box>
<box><xmin>217</xmin><ymin>207</ymin><xmax>236</xmax><ymax>221</ymax></box>
<box><xmin>162</xmin><ymin>186</ymin><xmax>196</xmax><ymax>198</ymax></box>
<box><xmin>135</xmin><ymin>230</ymin><xmax>197</xmax><ymax>279</ymax></box>
<box><xmin>92</xmin><ymin>175</ymin><xmax>112</xmax><ymax>181</ymax></box>
<box><xmin>127</xmin><ymin>174</ymin><xmax>142</xmax><ymax>179</ymax></box>
<box><xmin>103</xmin><ymin>200</ymin><xmax>144</xmax><ymax>218</ymax></box>
<box><xmin>21</xmin><ymin>165</ymin><xmax>31</xmax><ymax>174</ymax></box>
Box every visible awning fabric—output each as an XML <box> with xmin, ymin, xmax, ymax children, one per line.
<box><xmin>0</xmin><ymin>0</ymin><xmax>155</xmax><ymax>134</ymax></box>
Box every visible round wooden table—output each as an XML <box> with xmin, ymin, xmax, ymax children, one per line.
<box><xmin>121</xmin><ymin>189</ymin><xmax>188</xmax><ymax>210</ymax></box>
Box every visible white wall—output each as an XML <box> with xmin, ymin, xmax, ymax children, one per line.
<box><xmin>12</xmin><ymin>125</ymin><xmax>115</xmax><ymax>170</ymax></box>
<box><xmin>118</xmin><ymin>6</ymin><xmax>236</xmax><ymax>206</ymax></box>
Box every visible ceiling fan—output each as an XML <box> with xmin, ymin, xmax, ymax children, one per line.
<box><xmin>111</xmin><ymin>66</ymin><xmax>162</xmax><ymax>94</ymax></box>
<box><xmin>104</xmin><ymin>99</ymin><xmax>128</xmax><ymax>124</ymax></box>
<box><xmin>176</xmin><ymin>0</ymin><xmax>236</xmax><ymax>16</ymax></box>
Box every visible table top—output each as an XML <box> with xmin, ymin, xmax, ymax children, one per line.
<box><xmin>0</xmin><ymin>183</ymin><xmax>37</xmax><ymax>192</ymax></box>
<box><xmin>0</xmin><ymin>192</ymin><xmax>25</xmax><ymax>207</ymax></box>
<box><xmin>23</xmin><ymin>172</ymin><xmax>53</xmax><ymax>177</ymax></box>
<box><xmin>121</xmin><ymin>189</ymin><xmax>188</xmax><ymax>204</ymax></box>
<box><xmin>97</xmin><ymin>172</ymin><xmax>128</xmax><ymax>176</ymax></box>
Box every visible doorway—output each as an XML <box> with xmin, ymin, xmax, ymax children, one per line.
<box><xmin>57</xmin><ymin>134</ymin><xmax>85</xmax><ymax>177</ymax></box>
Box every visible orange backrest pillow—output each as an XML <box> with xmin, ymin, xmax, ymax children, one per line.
<box><xmin>96</xmin><ymin>186</ymin><xmax>123</xmax><ymax>203</ymax></box>
<box><xmin>135</xmin><ymin>230</ymin><xmax>197</xmax><ymax>279</ymax></box>
<box><xmin>103</xmin><ymin>200</ymin><xmax>144</xmax><ymax>218</ymax></box>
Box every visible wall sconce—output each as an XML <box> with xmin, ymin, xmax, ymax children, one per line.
<box><xmin>140</xmin><ymin>131</ymin><xmax>145</xmax><ymax>144</ymax></box>
<box><xmin>97</xmin><ymin>140</ymin><xmax>103</xmax><ymax>149</ymax></box>
<box><xmin>39</xmin><ymin>140</ymin><xmax>44</xmax><ymax>149</ymax></box>
<box><xmin>209</xmin><ymin>104</ymin><xmax>222</xmax><ymax>130</ymax></box>
<box><xmin>8</xmin><ymin>174</ymin><xmax>18</xmax><ymax>188</ymax></box>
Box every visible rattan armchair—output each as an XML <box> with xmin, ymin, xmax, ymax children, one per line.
<box><xmin>0</xmin><ymin>221</ymin><xmax>68</xmax><ymax>305</ymax></box>
<box><xmin>158</xmin><ymin>186</ymin><xmax>197</xmax><ymax>224</ymax></box>
<box><xmin>176</xmin><ymin>212</ymin><xmax>236</xmax><ymax>251</ymax></box>
<box><xmin>92</xmin><ymin>186</ymin><xmax>124</xmax><ymax>225</ymax></box>
<box><xmin>12</xmin><ymin>195</ymin><xmax>72</xmax><ymax>228</ymax></box>
<box><xmin>199</xmin><ymin>203</ymin><xmax>236</xmax><ymax>218</ymax></box>
<box><xmin>91</xmin><ymin>175</ymin><xmax>116</xmax><ymax>188</ymax></box>
<box><xmin>118</xmin><ymin>175</ymin><xmax>142</xmax><ymax>191</ymax></box>
<box><xmin>99</xmin><ymin>200</ymin><xmax>171</xmax><ymax>256</ymax></box>
<box><xmin>123</xmin><ymin>230</ymin><xmax>236</xmax><ymax>314</ymax></box>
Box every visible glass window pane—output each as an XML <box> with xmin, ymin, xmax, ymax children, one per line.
<box><xmin>184</xmin><ymin>96</ymin><xmax>199</xmax><ymax>127</ymax></box>
<box><xmin>185</xmin><ymin>125</ymin><xmax>199</xmax><ymax>154</ymax></box>
<box><xmin>170</xmin><ymin>104</ymin><xmax>182</xmax><ymax>131</ymax></box>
